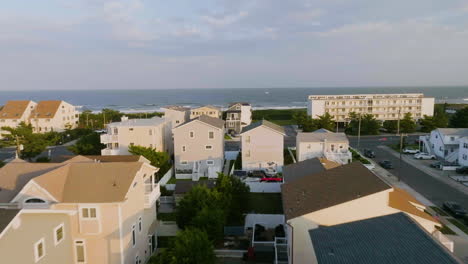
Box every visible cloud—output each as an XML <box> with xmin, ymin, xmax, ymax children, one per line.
<box><xmin>201</xmin><ymin>11</ymin><xmax>249</xmax><ymax>27</ymax></box>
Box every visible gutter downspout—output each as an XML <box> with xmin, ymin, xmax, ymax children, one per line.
<box><xmin>118</xmin><ymin>203</ymin><xmax>125</xmax><ymax>264</ymax></box>
<box><xmin>287</xmin><ymin>222</ymin><xmax>294</xmax><ymax>264</ymax></box>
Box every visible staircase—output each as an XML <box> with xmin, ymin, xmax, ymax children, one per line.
<box><xmin>444</xmin><ymin>150</ymin><xmax>459</xmax><ymax>163</ymax></box>
<box><xmin>419</xmin><ymin>135</ymin><xmax>434</xmax><ymax>155</ymax></box>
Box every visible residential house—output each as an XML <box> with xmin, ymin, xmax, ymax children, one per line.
<box><xmin>0</xmin><ymin>156</ymin><xmax>160</xmax><ymax>264</ymax></box>
<box><xmin>296</xmin><ymin>129</ymin><xmax>352</xmax><ymax>164</ymax></box>
<box><xmin>30</xmin><ymin>100</ymin><xmax>79</xmax><ymax>133</ymax></box>
<box><xmin>173</xmin><ymin>115</ymin><xmax>225</xmax><ymax>180</ymax></box>
<box><xmin>420</xmin><ymin>128</ymin><xmax>468</xmax><ymax>163</ymax></box>
<box><xmin>241</xmin><ymin>120</ymin><xmax>285</xmax><ymax>172</ymax></box>
<box><xmin>281</xmin><ymin>162</ymin><xmax>443</xmax><ymax>264</ymax></box>
<box><xmin>100</xmin><ymin>116</ymin><xmax>172</xmax><ymax>155</ymax></box>
<box><xmin>163</xmin><ymin>106</ymin><xmax>191</xmax><ymax>129</ymax></box>
<box><xmin>225</xmin><ymin>102</ymin><xmax>252</xmax><ymax>135</ymax></box>
<box><xmin>0</xmin><ymin>100</ymin><xmax>37</xmax><ymax>138</ymax></box>
<box><xmin>459</xmin><ymin>137</ymin><xmax>468</xmax><ymax>167</ymax></box>
<box><xmin>307</xmin><ymin>93</ymin><xmax>434</xmax><ymax>123</ymax></box>
<box><xmin>190</xmin><ymin>105</ymin><xmax>222</xmax><ymax>119</ymax></box>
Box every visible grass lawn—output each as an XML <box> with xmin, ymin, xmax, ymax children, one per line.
<box><xmin>167</xmin><ymin>176</ymin><xmax>177</xmax><ymax>184</ymax></box>
<box><xmin>252</xmin><ymin>108</ymin><xmax>305</xmax><ymax>126</ymax></box>
<box><xmin>435</xmin><ymin>224</ymin><xmax>456</xmax><ymax>235</ymax></box>
<box><xmin>158</xmin><ymin>212</ymin><xmax>176</xmax><ymax>221</ymax></box>
<box><xmin>224</xmin><ymin>134</ymin><xmax>233</xmax><ymax>140</ymax></box>
<box><xmin>429</xmin><ymin>206</ymin><xmax>449</xmax><ymax>216</ymax></box>
<box><xmin>447</xmin><ymin>218</ymin><xmax>468</xmax><ymax>235</ymax></box>
<box><xmin>247</xmin><ymin>193</ymin><xmax>283</xmax><ymax>214</ymax></box>
<box><xmin>349</xmin><ymin>148</ymin><xmax>370</xmax><ymax>164</ymax></box>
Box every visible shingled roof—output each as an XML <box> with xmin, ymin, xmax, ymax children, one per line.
<box><xmin>281</xmin><ymin>162</ymin><xmax>391</xmax><ymax>220</ymax></box>
<box><xmin>175</xmin><ymin>115</ymin><xmax>225</xmax><ymax>129</ymax></box>
<box><xmin>241</xmin><ymin>120</ymin><xmax>285</xmax><ymax>135</ymax></box>
<box><xmin>0</xmin><ymin>100</ymin><xmax>33</xmax><ymax>119</ymax></box>
<box><xmin>309</xmin><ymin>213</ymin><xmax>458</xmax><ymax>264</ymax></box>
<box><xmin>0</xmin><ymin>209</ymin><xmax>20</xmax><ymax>235</ymax></box>
<box><xmin>283</xmin><ymin>158</ymin><xmax>326</xmax><ymax>183</ymax></box>
<box><xmin>30</xmin><ymin>100</ymin><xmax>62</xmax><ymax>119</ymax></box>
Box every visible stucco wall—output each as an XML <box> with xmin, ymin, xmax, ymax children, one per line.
<box><xmin>241</xmin><ymin>126</ymin><xmax>284</xmax><ymax>171</ymax></box>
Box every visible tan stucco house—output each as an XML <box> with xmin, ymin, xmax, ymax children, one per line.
<box><xmin>0</xmin><ymin>156</ymin><xmax>160</xmax><ymax>264</ymax></box>
<box><xmin>30</xmin><ymin>100</ymin><xmax>79</xmax><ymax>133</ymax></box>
<box><xmin>173</xmin><ymin>115</ymin><xmax>225</xmax><ymax>180</ymax></box>
<box><xmin>190</xmin><ymin>105</ymin><xmax>222</xmax><ymax>119</ymax></box>
<box><xmin>0</xmin><ymin>100</ymin><xmax>37</xmax><ymax>138</ymax></box>
<box><xmin>241</xmin><ymin>120</ymin><xmax>285</xmax><ymax>172</ymax></box>
<box><xmin>163</xmin><ymin>106</ymin><xmax>191</xmax><ymax>129</ymax></box>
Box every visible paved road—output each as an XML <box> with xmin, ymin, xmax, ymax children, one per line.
<box><xmin>0</xmin><ymin>144</ymin><xmax>74</xmax><ymax>161</ymax></box>
<box><xmin>349</xmin><ymin>135</ymin><xmax>468</xmax><ymax>209</ymax></box>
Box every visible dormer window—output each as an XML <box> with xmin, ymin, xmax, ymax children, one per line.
<box><xmin>25</xmin><ymin>198</ymin><xmax>46</xmax><ymax>204</ymax></box>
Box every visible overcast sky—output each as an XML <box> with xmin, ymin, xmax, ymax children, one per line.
<box><xmin>1</xmin><ymin>0</ymin><xmax>468</xmax><ymax>90</ymax></box>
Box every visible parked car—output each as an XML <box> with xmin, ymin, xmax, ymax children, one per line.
<box><xmin>249</xmin><ymin>170</ymin><xmax>268</xmax><ymax>178</ymax></box>
<box><xmin>403</xmin><ymin>148</ymin><xmax>420</xmax><ymax>154</ymax></box>
<box><xmin>379</xmin><ymin>160</ymin><xmax>394</xmax><ymax>169</ymax></box>
<box><xmin>455</xmin><ymin>166</ymin><xmax>468</xmax><ymax>174</ymax></box>
<box><xmin>443</xmin><ymin>201</ymin><xmax>467</xmax><ymax>217</ymax></box>
<box><xmin>232</xmin><ymin>170</ymin><xmax>248</xmax><ymax>178</ymax></box>
<box><xmin>414</xmin><ymin>153</ymin><xmax>436</xmax><ymax>160</ymax></box>
<box><xmin>260</xmin><ymin>177</ymin><xmax>283</xmax><ymax>182</ymax></box>
<box><xmin>364</xmin><ymin>149</ymin><xmax>376</xmax><ymax>158</ymax></box>
<box><xmin>430</xmin><ymin>161</ymin><xmax>442</xmax><ymax>169</ymax></box>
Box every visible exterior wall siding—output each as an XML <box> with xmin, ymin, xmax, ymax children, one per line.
<box><xmin>241</xmin><ymin>126</ymin><xmax>284</xmax><ymax>172</ymax></box>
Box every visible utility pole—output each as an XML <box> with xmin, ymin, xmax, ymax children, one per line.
<box><xmin>103</xmin><ymin>111</ymin><xmax>106</xmax><ymax>129</ymax></box>
<box><xmin>357</xmin><ymin>113</ymin><xmax>362</xmax><ymax>150</ymax></box>
<box><xmin>398</xmin><ymin>133</ymin><xmax>405</xmax><ymax>182</ymax></box>
<box><xmin>396</xmin><ymin>108</ymin><xmax>401</xmax><ymax>135</ymax></box>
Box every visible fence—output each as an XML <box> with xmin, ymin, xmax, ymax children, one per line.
<box><xmin>214</xmin><ymin>250</ymin><xmax>246</xmax><ymax>258</ymax></box>
<box><xmin>245</xmin><ymin>214</ymin><xmax>285</xmax><ymax>230</ymax></box>
<box><xmin>246</xmin><ymin>182</ymin><xmax>282</xmax><ymax>193</ymax></box>
<box><xmin>158</xmin><ymin>167</ymin><xmax>173</xmax><ymax>186</ymax></box>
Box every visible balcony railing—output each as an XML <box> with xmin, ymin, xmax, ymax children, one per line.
<box><xmin>100</xmin><ymin>134</ymin><xmax>118</xmax><ymax>144</ymax></box>
<box><xmin>324</xmin><ymin>151</ymin><xmax>352</xmax><ymax>165</ymax></box>
<box><xmin>144</xmin><ymin>183</ymin><xmax>161</xmax><ymax>208</ymax></box>
<box><xmin>101</xmin><ymin>148</ymin><xmax>120</xmax><ymax>155</ymax></box>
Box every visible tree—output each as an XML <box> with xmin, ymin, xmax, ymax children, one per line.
<box><xmin>128</xmin><ymin>145</ymin><xmax>170</xmax><ymax>177</ymax></box>
<box><xmin>399</xmin><ymin>113</ymin><xmax>417</xmax><ymax>133</ymax></box>
<box><xmin>383</xmin><ymin>120</ymin><xmax>398</xmax><ymax>133</ymax></box>
<box><xmin>346</xmin><ymin>112</ymin><xmax>381</xmax><ymax>135</ymax></box>
<box><xmin>216</xmin><ymin>173</ymin><xmax>250</xmax><ymax>224</ymax></box>
<box><xmin>433</xmin><ymin>106</ymin><xmax>449</xmax><ymax>128</ymax></box>
<box><xmin>150</xmin><ymin>228</ymin><xmax>215</xmax><ymax>264</ymax></box>
<box><xmin>293</xmin><ymin>112</ymin><xmax>317</xmax><ymax>132</ymax></box>
<box><xmin>420</xmin><ymin>115</ymin><xmax>437</xmax><ymax>132</ymax></box>
<box><xmin>1</xmin><ymin>122</ymin><xmax>49</xmax><ymax>160</ymax></box>
<box><xmin>450</xmin><ymin>107</ymin><xmax>468</xmax><ymax>128</ymax></box>
<box><xmin>68</xmin><ymin>132</ymin><xmax>105</xmax><ymax>155</ymax></box>
<box><xmin>314</xmin><ymin>113</ymin><xmax>335</xmax><ymax>131</ymax></box>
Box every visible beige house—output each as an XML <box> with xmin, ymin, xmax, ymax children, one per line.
<box><xmin>163</xmin><ymin>106</ymin><xmax>191</xmax><ymax>129</ymax></box>
<box><xmin>101</xmin><ymin>116</ymin><xmax>172</xmax><ymax>155</ymax></box>
<box><xmin>173</xmin><ymin>115</ymin><xmax>225</xmax><ymax>180</ymax></box>
<box><xmin>190</xmin><ymin>105</ymin><xmax>222</xmax><ymax>119</ymax></box>
<box><xmin>30</xmin><ymin>100</ymin><xmax>79</xmax><ymax>133</ymax></box>
<box><xmin>241</xmin><ymin>120</ymin><xmax>285</xmax><ymax>172</ymax></box>
<box><xmin>0</xmin><ymin>100</ymin><xmax>37</xmax><ymax>138</ymax></box>
<box><xmin>296</xmin><ymin>129</ymin><xmax>352</xmax><ymax>164</ymax></box>
<box><xmin>225</xmin><ymin>102</ymin><xmax>252</xmax><ymax>135</ymax></box>
<box><xmin>0</xmin><ymin>156</ymin><xmax>160</xmax><ymax>264</ymax></box>
<box><xmin>281</xmin><ymin>162</ymin><xmax>444</xmax><ymax>264</ymax></box>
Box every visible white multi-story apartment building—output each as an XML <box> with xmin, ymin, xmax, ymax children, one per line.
<box><xmin>296</xmin><ymin>129</ymin><xmax>351</xmax><ymax>165</ymax></box>
<box><xmin>225</xmin><ymin>102</ymin><xmax>252</xmax><ymax>135</ymax></box>
<box><xmin>307</xmin><ymin>93</ymin><xmax>435</xmax><ymax>122</ymax></box>
<box><xmin>459</xmin><ymin>137</ymin><xmax>468</xmax><ymax>167</ymax></box>
<box><xmin>173</xmin><ymin>115</ymin><xmax>225</xmax><ymax>180</ymax></box>
<box><xmin>30</xmin><ymin>100</ymin><xmax>79</xmax><ymax>133</ymax></box>
<box><xmin>100</xmin><ymin>116</ymin><xmax>172</xmax><ymax>155</ymax></box>
<box><xmin>0</xmin><ymin>100</ymin><xmax>37</xmax><ymax>138</ymax></box>
<box><xmin>241</xmin><ymin>120</ymin><xmax>285</xmax><ymax>172</ymax></box>
<box><xmin>420</xmin><ymin>128</ymin><xmax>468</xmax><ymax>163</ymax></box>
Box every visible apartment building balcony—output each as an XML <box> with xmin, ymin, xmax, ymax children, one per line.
<box><xmin>144</xmin><ymin>182</ymin><xmax>161</xmax><ymax>209</ymax></box>
<box><xmin>324</xmin><ymin>150</ymin><xmax>352</xmax><ymax>165</ymax></box>
<box><xmin>100</xmin><ymin>134</ymin><xmax>118</xmax><ymax>144</ymax></box>
<box><xmin>101</xmin><ymin>148</ymin><xmax>120</xmax><ymax>155</ymax></box>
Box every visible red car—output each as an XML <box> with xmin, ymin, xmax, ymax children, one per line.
<box><xmin>260</xmin><ymin>177</ymin><xmax>283</xmax><ymax>182</ymax></box>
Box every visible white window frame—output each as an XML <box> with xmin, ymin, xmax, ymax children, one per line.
<box><xmin>205</xmin><ymin>145</ymin><xmax>213</xmax><ymax>150</ymax></box>
<box><xmin>34</xmin><ymin>238</ymin><xmax>46</xmax><ymax>263</ymax></box>
<box><xmin>206</xmin><ymin>160</ymin><xmax>214</xmax><ymax>166</ymax></box>
<box><xmin>54</xmin><ymin>223</ymin><xmax>65</xmax><ymax>246</ymax></box>
<box><xmin>74</xmin><ymin>240</ymin><xmax>86</xmax><ymax>263</ymax></box>
<box><xmin>80</xmin><ymin>207</ymin><xmax>98</xmax><ymax>220</ymax></box>
<box><xmin>208</xmin><ymin>131</ymin><xmax>214</xmax><ymax>139</ymax></box>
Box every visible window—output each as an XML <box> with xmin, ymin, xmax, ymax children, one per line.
<box><xmin>450</xmin><ymin>137</ymin><xmax>455</xmax><ymax>141</ymax></box>
<box><xmin>132</xmin><ymin>225</ymin><xmax>136</xmax><ymax>247</ymax></box>
<box><xmin>209</xmin><ymin>131</ymin><xmax>214</xmax><ymax>139</ymax></box>
<box><xmin>246</xmin><ymin>136</ymin><xmax>250</xmax><ymax>143</ymax></box>
<box><xmin>113</xmin><ymin>128</ymin><xmax>118</xmax><ymax>134</ymax></box>
<box><xmin>246</xmin><ymin>150</ymin><xmax>250</xmax><ymax>157</ymax></box>
<box><xmin>81</xmin><ymin>208</ymin><xmax>97</xmax><ymax>219</ymax></box>
<box><xmin>138</xmin><ymin>217</ymin><xmax>142</xmax><ymax>232</ymax></box>
<box><xmin>180</xmin><ymin>160</ymin><xmax>188</xmax><ymax>165</ymax></box>
<box><xmin>149</xmin><ymin>129</ymin><xmax>152</xmax><ymax>136</ymax></box>
<box><xmin>205</xmin><ymin>145</ymin><xmax>213</xmax><ymax>150</ymax></box>
<box><xmin>176</xmin><ymin>120</ymin><xmax>180</xmax><ymax>124</ymax></box>
<box><xmin>182</xmin><ymin>145</ymin><xmax>186</xmax><ymax>152</ymax></box>
<box><xmin>130</xmin><ymin>143</ymin><xmax>134</xmax><ymax>146</ymax></box>
<box><xmin>135</xmin><ymin>255</ymin><xmax>139</xmax><ymax>264</ymax></box>
<box><xmin>54</xmin><ymin>224</ymin><xmax>64</xmax><ymax>245</ymax></box>
<box><xmin>189</xmin><ymin>131</ymin><xmax>194</xmax><ymax>138</ymax></box>
<box><xmin>25</xmin><ymin>198</ymin><xmax>46</xmax><ymax>204</ymax></box>
<box><xmin>463</xmin><ymin>154</ymin><xmax>467</xmax><ymax>160</ymax></box>
<box><xmin>207</xmin><ymin>160</ymin><xmax>214</xmax><ymax>165</ymax></box>
<box><xmin>129</xmin><ymin>128</ymin><xmax>134</xmax><ymax>131</ymax></box>
<box><xmin>34</xmin><ymin>238</ymin><xmax>45</xmax><ymax>262</ymax></box>
<box><xmin>75</xmin><ymin>240</ymin><xmax>85</xmax><ymax>263</ymax></box>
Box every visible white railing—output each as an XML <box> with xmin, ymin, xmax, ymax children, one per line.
<box><xmin>100</xmin><ymin>134</ymin><xmax>118</xmax><ymax>144</ymax></box>
<box><xmin>274</xmin><ymin>237</ymin><xmax>289</xmax><ymax>264</ymax></box>
<box><xmin>158</xmin><ymin>167</ymin><xmax>173</xmax><ymax>186</ymax></box>
<box><xmin>324</xmin><ymin>151</ymin><xmax>352</xmax><ymax>164</ymax></box>
<box><xmin>144</xmin><ymin>183</ymin><xmax>161</xmax><ymax>208</ymax></box>
<box><xmin>101</xmin><ymin>148</ymin><xmax>120</xmax><ymax>155</ymax></box>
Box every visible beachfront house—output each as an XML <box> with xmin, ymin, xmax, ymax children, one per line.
<box><xmin>281</xmin><ymin>162</ymin><xmax>446</xmax><ymax>264</ymax></box>
<box><xmin>225</xmin><ymin>102</ymin><xmax>252</xmax><ymax>135</ymax></box>
<box><xmin>173</xmin><ymin>115</ymin><xmax>225</xmax><ymax>180</ymax></box>
<box><xmin>420</xmin><ymin>128</ymin><xmax>468</xmax><ymax>163</ymax></box>
<box><xmin>458</xmin><ymin>137</ymin><xmax>468</xmax><ymax>167</ymax></box>
<box><xmin>296</xmin><ymin>129</ymin><xmax>352</xmax><ymax>165</ymax></box>
<box><xmin>30</xmin><ymin>100</ymin><xmax>79</xmax><ymax>133</ymax></box>
<box><xmin>0</xmin><ymin>100</ymin><xmax>37</xmax><ymax>138</ymax></box>
<box><xmin>241</xmin><ymin>120</ymin><xmax>285</xmax><ymax>172</ymax></box>
<box><xmin>190</xmin><ymin>105</ymin><xmax>222</xmax><ymax>119</ymax></box>
<box><xmin>0</xmin><ymin>156</ymin><xmax>160</xmax><ymax>264</ymax></box>
<box><xmin>163</xmin><ymin>106</ymin><xmax>191</xmax><ymax>129</ymax></box>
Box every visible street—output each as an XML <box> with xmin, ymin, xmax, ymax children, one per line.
<box><xmin>349</xmin><ymin>135</ymin><xmax>468</xmax><ymax>209</ymax></box>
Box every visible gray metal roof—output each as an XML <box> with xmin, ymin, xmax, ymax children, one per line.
<box><xmin>297</xmin><ymin>130</ymin><xmax>349</xmax><ymax>143</ymax></box>
<box><xmin>241</xmin><ymin>120</ymin><xmax>285</xmax><ymax>135</ymax></box>
<box><xmin>437</xmin><ymin>128</ymin><xmax>468</xmax><ymax>137</ymax></box>
<box><xmin>309</xmin><ymin>213</ymin><xmax>459</xmax><ymax>264</ymax></box>
<box><xmin>283</xmin><ymin>158</ymin><xmax>326</xmax><ymax>183</ymax></box>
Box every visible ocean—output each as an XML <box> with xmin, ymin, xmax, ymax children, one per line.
<box><xmin>1</xmin><ymin>87</ymin><xmax>467</xmax><ymax>113</ymax></box>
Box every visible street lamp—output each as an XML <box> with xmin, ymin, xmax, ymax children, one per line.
<box><xmin>357</xmin><ymin>113</ymin><xmax>362</xmax><ymax>150</ymax></box>
<box><xmin>398</xmin><ymin>133</ymin><xmax>406</xmax><ymax>182</ymax></box>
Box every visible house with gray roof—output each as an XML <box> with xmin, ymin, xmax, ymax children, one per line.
<box><xmin>173</xmin><ymin>115</ymin><xmax>225</xmax><ymax>180</ymax></box>
<box><xmin>296</xmin><ymin>128</ymin><xmax>351</xmax><ymax>164</ymax></box>
<box><xmin>420</xmin><ymin>128</ymin><xmax>468</xmax><ymax>163</ymax></box>
<box><xmin>240</xmin><ymin>120</ymin><xmax>286</xmax><ymax>172</ymax></box>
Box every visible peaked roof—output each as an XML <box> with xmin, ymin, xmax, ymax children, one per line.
<box><xmin>164</xmin><ymin>105</ymin><xmax>190</xmax><ymax>112</ymax></box>
<box><xmin>283</xmin><ymin>158</ymin><xmax>326</xmax><ymax>183</ymax></box>
<box><xmin>175</xmin><ymin>115</ymin><xmax>225</xmax><ymax>130</ymax></box>
<box><xmin>0</xmin><ymin>100</ymin><xmax>33</xmax><ymax>119</ymax></box>
<box><xmin>0</xmin><ymin>209</ymin><xmax>20</xmax><ymax>235</ymax></box>
<box><xmin>241</xmin><ymin>120</ymin><xmax>285</xmax><ymax>135</ymax></box>
<box><xmin>30</xmin><ymin>100</ymin><xmax>62</xmax><ymax>119</ymax></box>
<box><xmin>191</xmin><ymin>105</ymin><xmax>220</xmax><ymax>111</ymax></box>
<box><xmin>309</xmin><ymin>213</ymin><xmax>458</xmax><ymax>264</ymax></box>
<box><xmin>51</xmin><ymin>155</ymin><xmax>148</xmax><ymax>164</ymax></box>
<box><xmin>228</xmin><ymin>102</ymin><xmax>250</xmax><ymax>107</ymax></box>
<box><xmin>34</xmin><ymin>162</ymin><xmax>145</xmax><ymax>203</ymax></box>
<box><xmin>297</xmin><ymin>130</ymin><xmax>349</xmax><ymax>143</ymax></box>
<box><xmin>388</xmin><ymin>188</ymin><xmax>438</xmax><ymax>223</ymax></box>
<box><xmin>436</xmin><ymin>128</ymin><xmax>468</xmax><ymax>137</ymax></box>
<box><xmin>281</xmin><ymin>162</ymin><xmax>391</xmax><ymax>220</ymax></box>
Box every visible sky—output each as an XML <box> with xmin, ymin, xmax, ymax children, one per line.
<box><xmin>1</xmin><ymin>0</ymin><xmax>468</xmax><ymax>90</ymax></box>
